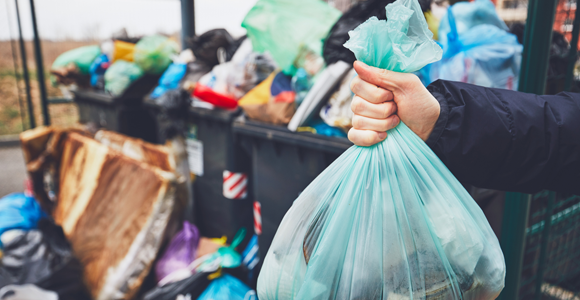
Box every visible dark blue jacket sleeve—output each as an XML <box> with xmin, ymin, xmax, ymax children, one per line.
<box><xmin>425</xmin><ymin>80</ymin><xmax>580</xmax><ymax>195</ymax></box>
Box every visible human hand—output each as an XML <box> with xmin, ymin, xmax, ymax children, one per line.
<box><xmin>348</xmin><ymin>61</ymin><xmax>440</xmax><ymax>146</ymax></box>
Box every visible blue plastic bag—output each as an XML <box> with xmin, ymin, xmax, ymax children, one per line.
<box><xmin>89</xmin><ymin>54</ymin><xmax>110</xmax><ymax>87</ymax></box>
<box><xmin>0</xmin><ymin>193</ymin><xmax>47</xmax><ymax>244</ymax></box>
<box><xmin>437</xmin><ymin>0</ymin><xmax>508</xmax><ymax>48</ymax></box>
<box><xmin>150</xmin><ymin>63</ymin><xmax>187</xmax><ymax>99</ymax></box>
<box><xmin>198</xmin><ymin>274</ymin><xmax>256</xmax><ymax>300</ymax></box>
<box><xmin>421</xmin><ymin>1</ymin><xmax>522</xmax><ymax>89</ymax></box>
<box><xmin>257</xmin><ymin>0</ymin><xmax>505</xmax><ymax>299</ymax></box>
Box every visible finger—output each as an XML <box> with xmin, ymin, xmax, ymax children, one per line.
<box><xmin>350</xmin><ymin>76</ymin><xmax>394</xmax><ymax>104</ymax></box>
<box><xmin>353</xmin><ymin>61</ymin><xmax>413</xmax><ymax>91</ymax></box>
<box><xmin>351</xmin><ymin>96</ymin><xmax>397</xmax><ymax>119</ymax></box>
<box><xmin>348</xmin><ymin>128</ymin><xmax>387</xmax><ymax>147</ymax></box>
<box><xmin>352</xmin><ymin>114</ymin><xmax>400</xmax><ymax>132</ymax></box>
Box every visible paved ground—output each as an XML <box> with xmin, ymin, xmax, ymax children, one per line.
<box><xmin>0</xmin><ymin>145</ymin><xmax>27</xmax><ymax>197</ymax></box>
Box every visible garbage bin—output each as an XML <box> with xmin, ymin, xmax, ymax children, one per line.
<box><xmin>233</xmin><ymin>119</ymin><xmax>352</xmax><ymax>258</ymax></box>
<box><xmin>73</xmin><ymin>75</ymin><xmax>160</xmax><ymax>143</ymax></box>
<box><xmin>144</xmin><ymin>100</ymin><xmax>255</xmax><ymax>243</ymax></box>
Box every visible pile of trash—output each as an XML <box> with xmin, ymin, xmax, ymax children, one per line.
<box><xmin>50</xmin><ymin>32</ymin><xmax>179</xmax><ymax>97</ymax></box>
<box><xmin>0</xmin><ymin>126</ymin><xmax>259</xmax><ymax>300</ymax></box>
<box><xmin>50</xmin><ymin>0</ymin><xmax>523</xmax><ymax>140</ymax></box>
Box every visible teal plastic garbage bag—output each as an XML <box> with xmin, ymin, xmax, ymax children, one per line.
<box><xmin>257</xmin><ymin>0</ymin><xmax>505</xmax><ymax>299</ymax></box>
<box><xmin>0</xmin><ymin>193</ymin><xmax>47</xmax><ymax>246</ymax></box>
<box><xmin>51</xmin><ymin>45</ymin><xmax>101</xmax><ymax>75</ymax></box>
<box><xmin>343</xmin><ymin>0</ymin><xmax>442</xmax><ymax>72</ymax></box>
<box><xmin>104</xmin><ymin>60</ymin><xmax>144</xmax><ymax>96</ymax></box>
<box><xmin>198</xmin><ymin>274</ymin><xmax>257</xmax><ymax>300</ymax></box>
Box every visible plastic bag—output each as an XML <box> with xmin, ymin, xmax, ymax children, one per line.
<box><xmin>437</xmin><ymin>0</ymin><xmax>508</xmax><ymax>47</ymax></box>
<box><xmin>143</xmin><ymin>271</ymin><xmax>211</xmax><ymax>300</ymax></box>
<box><xmin>89</xmin><ymin>54</ymin><xmax>110</xmax><ymax>88</ymax></box>
<box><xmin>242</xmin><ymin>0</ymin><xmax>342</xmax><ymax>75</ymax></box>
<box><xmin>51</xmin><ymin>45</ymin><xmax>101</xmax><ymax>75</ymax></box>
<box><xmin>104</xmin><ymin>60</ymin><xmax>144</xmax><ymax>96</ymax></box>
<box><xmin>421</xmin><ymin>3</ymin><xmax>522</xmax><ymax>89</ymax></box>
<box><xmin>0</xmin><ymin>284</ymin><xmax>58</xmax><ymax>300</ymax></box>
<box><xmin>112</xmin><ymin>40</ymin><xmax>135</xmax><ymax>62</ymax></box>
<box><xmin>190</xmin><ymin>29</ymin><xmax>235</xmax><ymax>67</ymax></box>
<box><xmin>134</xmin><ymin>35</ymin><xmax>179</xmax><ymax>74</ymax></box>
<box><xmin>323</xmin><ymin>0</ymin><xmax>395</xmax><ymax>66</ymax></box>
<box><xmin>156</xmin><ymin>221</ymin><xmax>200</xmax><ymax>283</ymax></box>
<box><xmin>198</xmin><ymin>274</ymin><xmax>256</xmax><ymax>300</ymax></box>
<box><xmin>343</xmin><ymin>0</ymin><xmax>442</xmax><ymax>72</ymax></box>
<box><xmin>0</xmin><ymin>220</ymin><xmax>91</xmax><ymax>300</ymax></box>
<box><xmin>150</xmin><ymin>63</ymin><xmax>188</xmax><ymax>99</ymax></box>
<box><xmin>258</xmin><ymin>0</ymin><xmax>505</xmax><ymax>299</ymax></box>
<box><xmin>0</xmin><ymin>193</ymin><xmax>47</xmax><ymax>242</ymax></box>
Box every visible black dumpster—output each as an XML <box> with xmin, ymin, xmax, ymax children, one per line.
<box><xmin>73</xmin><ymin>75</ymin><xmax>160</xmax><ymax>143</ymax></box>
<box><xmin>233</xmin><ymin>119</ymin><xmax>352</xmax><ymax>258</ymax></box>
<box><xmin>145</xmin><ymin>100</ymin><xmax>255</xmax><ymax>243</ymax></box>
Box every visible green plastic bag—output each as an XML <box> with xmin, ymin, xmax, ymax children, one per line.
<box><xmin>51</xmin><ymin>45</ymin><xmax>101</xmax><ymax>74</ymax></box>
<box><xmin>242</xmin><ymin>0</ymin><xmax>341</xmax><ymax>75</ymax></box>
<box><xmin>104</xmin><ymin>60</ymin><xmax>143</xmax><ymax>96</ymax></box>
<box><xmin>134</xmin><ymin>35</ymin><xmax>179</xmax><ymax>74</ymax></box>
<box><xmin>257</xmin><ymin>0</ymin><xmax>505</xmax><ymax>299</ymax></box>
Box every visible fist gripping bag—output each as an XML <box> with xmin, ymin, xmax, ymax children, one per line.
<box><xmin>257</xmin><ymin>0</ymin><xmax>506</xmax><ymax>299</ymax></box>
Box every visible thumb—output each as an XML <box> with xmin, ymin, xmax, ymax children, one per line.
<box><xmin>353</xmin><ymin>61</ymin><xmax>406</xmax><ymax>91</ymax></box>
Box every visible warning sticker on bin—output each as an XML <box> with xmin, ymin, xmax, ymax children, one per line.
<box><xmin>223</xmin><ymin>171</ymin><xmax>248</xmax><ymax>199</ymax></box>
<box><xmin>186</xmin><ymin>138</ymin><xmax>204</xmax><ymax>176</ymax></box>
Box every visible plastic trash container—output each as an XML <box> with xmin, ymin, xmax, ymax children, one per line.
<box><xmin>233</xmin><ymin>119</ymin><xmax>352</xmax><ymax>257</ymax></box>
<box><xmin>73</xmin><ymin>75</ymin><xmax>160</xmax><ymax>143</ymax></box>
<box><xmin>144</xmin><ymin>100</ymin><xmax>255</xmax><ymax>243</ymax></box>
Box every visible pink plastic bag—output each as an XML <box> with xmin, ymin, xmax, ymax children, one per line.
<box><xmin>156</xmin><ymin>221</ymin><xmax>200</xmax><ymax>283</ymax></box>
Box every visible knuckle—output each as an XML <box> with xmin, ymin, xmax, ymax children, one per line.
<box><xmin>350</xmin><ymin>77</ymin><xmax>359</xmax><ymax>93</ymax></box>
<box><xmin>381</xmin><ymin>103</ymin><xmax>392</xmax><ymax>119</ymax></box>
<box><xmin>350</xmin><ymin>97</ymin><xmax>361</xmax><ymax>113</ymax></box>
<box><xmin>352</xmin><ymin>115</ymin><xmax>363</xmax><ymax>129</ymax></box>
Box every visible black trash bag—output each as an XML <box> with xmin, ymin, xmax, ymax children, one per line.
<box><xmin>189</xmin><ymin>29</ymin><xmax>235</xmax><ymax>67</ymax></box>
<box><xmin>226</xmin><ymin>35</ymin><xmax>248</xmax><ymax>62</ymax></box>
<box><xmin>323</xmin><ymin>0</ymin><xmax>430</xmax><ymax>65</ymax></box>
<box><xmin>142</xmin><ymin>272</ymin><xmax>211</xmax><ymax>300</ymax></box>
<box><xmin>154</xmin><ymin>89</ymin><xmax>192</xmax><ymax>142</ymax></box>
<box><xmin>0</xmin><ymin>220</ymin><xmax>91</xmax><ymax>300</ymax></box>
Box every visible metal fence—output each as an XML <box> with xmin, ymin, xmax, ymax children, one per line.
<box><xmin>499</xmin><ymin>0</ymin><xmax>580</xmax><ymax>299</ymax></box>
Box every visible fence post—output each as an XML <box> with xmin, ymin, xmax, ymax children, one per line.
<box><xmin>564</xmin><ymin>0</ymin><xmax>580</xmax><ymax>91</ymax></box>
<box><xmin>181</xmin><ymin>0</ymin><xmax>195</xmax><ymax>50</ymax></box>
<box><xmin>499</xmin><ymin>0</ymin><xmax>558</xmax><ymax>299</ymax></box>
<box><xmin>29</xmin><ymin>0</ymin><xmax>50</xmax><ymax>126</ymax></box>
<box><xmin>499</xmin><ymin>192</ymin><xmax>532</xmax><ymax>300</ymax></box>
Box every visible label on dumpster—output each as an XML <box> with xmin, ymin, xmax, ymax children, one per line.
<box><xmin>186</xmin><ymin>138</ymin><xmax>204</xmax><ymax>176</ymax></box>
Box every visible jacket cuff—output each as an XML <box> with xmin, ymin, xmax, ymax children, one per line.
<box><xmin>425</xmin><ymin>84</ymin><xmax>449</xmax><ymax>148</ymax></box>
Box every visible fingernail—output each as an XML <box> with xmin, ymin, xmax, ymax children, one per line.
<box><xmin>378</xmin><ymin>132</ymin><xmax>387</xmax><ymax>139</ymax></box>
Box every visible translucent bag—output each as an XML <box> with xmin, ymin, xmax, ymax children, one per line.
<box><xmin>134</xmin><ymin>35</ymin><xmax>179</xmax><ymax>74</ymax></box>
<box><xmin>51</xmin><ymin>45</ymin><xmax>101</xmax><ymax>74</ymax></box>
<box><xmin>242</xmin><ymin>0</ymin><xmax>341</xmax><ymax>75</ymax></box>
<box><xmin>155</xmin><ymin>221</ymin><xmax>200</xmax><ymax>283</ymax></box>
<box><xmin>257</xmin><ymin>0</ymin><xmax>505</xmax><ymax>299</ymax></box>
<box><xmin>104</xmin><ymin>60</ymin><xmax>144</xmax><ymax>96</ymax></box>
<box><xmin>421</xmin><ymin>2</ymin><xmax>522</xmax><ymax>90</ymax></box>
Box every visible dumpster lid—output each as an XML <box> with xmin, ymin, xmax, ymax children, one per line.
<box><xmin>233</xmin><ymin>119</ymin><xmax>352</xmax><ymax>154</ymax></box>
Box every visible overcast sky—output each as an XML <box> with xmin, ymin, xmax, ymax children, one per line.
<box><xmin>1</xmin><ymin>0</ymin><xmax>258</xmax><ymax>41</ymax></box>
